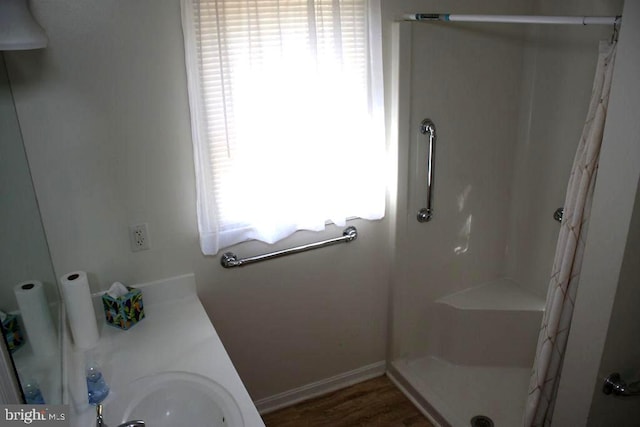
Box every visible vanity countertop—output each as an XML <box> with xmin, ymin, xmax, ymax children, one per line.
<box><xmin>68</xmin><ymin>273</ymin><xmax>264</xmax><ymax>427</ymax></box>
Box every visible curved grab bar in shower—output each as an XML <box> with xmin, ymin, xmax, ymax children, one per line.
<box><xmin>417</xmin><ymin>118</ymin><xmax>437</xmax><ymax>223</ymax></box>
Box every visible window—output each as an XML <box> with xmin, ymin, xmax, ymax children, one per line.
<box><xmin>181</xmin><ymin>0</ymin><xmax>385</xmax><ymax>255</ymax></box>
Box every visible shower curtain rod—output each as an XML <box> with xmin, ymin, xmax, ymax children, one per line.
<box><xmin>402</xmin><ymin>14</ymin><xmax>621</xmax><ymax>26</ymax></box>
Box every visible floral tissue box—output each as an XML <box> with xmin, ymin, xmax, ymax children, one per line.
<box><xmin>1</xmin><ymin>314</ymin><xmax>25</xmax><ymax>353</ymax></box>
<box><xmin>102</xmin><ymin>287</ymin><xmax>145</xmax><ymax>330</ymax></box>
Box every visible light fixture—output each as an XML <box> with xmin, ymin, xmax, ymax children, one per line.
<box><xmin>0</xmin><ymin>0</ymin><xmax>48</xmax><ymax>51</ymax></box>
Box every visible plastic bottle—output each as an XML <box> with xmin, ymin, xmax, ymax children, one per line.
<box><xmin>23</xmin><ymin>378</ymin><xmax>45</xmax><ymax>404</ymax></box>
<box><xmin>85</xmin><ymin>353</ymin><xmax>109</xmax><ymax>405</ymax></box>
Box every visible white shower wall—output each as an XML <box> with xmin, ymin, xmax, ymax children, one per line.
<box><xmin>390</xmin><ymin>18</ymin><xmax>529</xmax><ymax>361</ymax></box>
<box><xmin>388</xmin><ymin>0</ymin><xmax>624</xmax><ymax>424</ymax></box>
<box><xmin>506</xmin><ymin>0</ymin><xmax>623</xmax><ymax>298</ymax></box>
<box><xmin>389</xmin><ymin>0</ymin><xmax>624</xmax><ymax>361</ymax></box>
<box><xmin>387</xmin><ymin>13</ymin><xmax>535</xmax><ymax>424</ymax></box>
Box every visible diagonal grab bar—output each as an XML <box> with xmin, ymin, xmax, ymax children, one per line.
<box><xmin>220</xmin><ymin>226</ymin><xmax>358</xmax><ymax>268</ymax></box>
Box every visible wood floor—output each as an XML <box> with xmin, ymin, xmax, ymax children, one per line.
<box><xmin>261</xmin><ymin>375</ymin><xmax>435</xmax><ymax>427</ymax></box>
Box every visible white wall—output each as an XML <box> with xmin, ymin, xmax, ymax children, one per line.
<box><xmin>7</xmin><ymin>0</ymin><xmax>389</xmax><ymax>401</ymax></box>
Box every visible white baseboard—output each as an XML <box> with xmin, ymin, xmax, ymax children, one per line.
<box><xmin>255</xmin><ymin>360</ymin><xmax>386</xmax><ymax>415</ymax></box>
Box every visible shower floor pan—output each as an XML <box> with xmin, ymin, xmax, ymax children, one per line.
<box><xmin>391</xmin><ymin>357</ymin><xmax>531</xmax><ymax>427</ymax></box>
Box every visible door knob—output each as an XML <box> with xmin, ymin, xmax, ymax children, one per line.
<box><xmin>603</xmin><ymin>372</ymin><xmax>640</xmax><ymax>396</ymax></box>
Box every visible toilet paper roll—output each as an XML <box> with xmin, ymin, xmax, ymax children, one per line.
<box><xmin>14</xmin><ymin>280</ymin><xmax>57</xmax><ymax>359</ymax></box>
<box><xmin>59</xmin><ymin>271</ymin><xmax>99</xmax><ymax>349</ymax></box>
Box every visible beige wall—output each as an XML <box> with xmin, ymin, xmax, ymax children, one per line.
<box><xmin>7</xmin><ymin>0</ymin><xmax>389</xmax><ymax>401</ymax></box>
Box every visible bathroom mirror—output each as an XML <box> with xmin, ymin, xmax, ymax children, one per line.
<box><xmin>0</xmin><ymin>53</ymin><xmax>62</xmax><ymax>404</ymax></box>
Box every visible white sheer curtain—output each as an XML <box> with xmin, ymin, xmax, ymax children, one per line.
<box><xmin>523</xmin><ymin>40</ymin><xmax>617</xmax><ymax>427</ymax></box>
<box><xmin>181</xmin><ymin>0</ymin><xmax>385</xmax><ymax>255</ymax></box>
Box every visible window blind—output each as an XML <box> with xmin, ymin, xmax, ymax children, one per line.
<box><xmin>182</xmin><ymin>0</ymin><xmax>385</xmax><ymax>255</ymax></box>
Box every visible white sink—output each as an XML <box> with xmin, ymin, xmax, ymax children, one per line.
<box><xmin>67</xmin><ymin>274</ymin><xmax>264</xmax><ymax>427</ymax></box>
<box><xmin>104</xmin><ymin>372</ymin><xmax>245</xmax><ymax>427</ymax></box>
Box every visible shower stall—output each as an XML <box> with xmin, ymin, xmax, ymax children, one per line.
<box><xmin>387</xmin><ymin>3</ymin><xmax>623</xmax><ymax>426</ymax></box>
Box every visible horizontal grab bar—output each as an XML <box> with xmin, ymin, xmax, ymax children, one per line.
<box><xmin>220</xmin><ymin>226</ymin><xmax>358</xmax><ymax>268</ymax></box>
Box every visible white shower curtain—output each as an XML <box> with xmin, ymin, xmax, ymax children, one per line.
<box><xmin>523</xmin><ymin>40</ymin><xmax>617</xmax><ymax>427</ymax></box>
